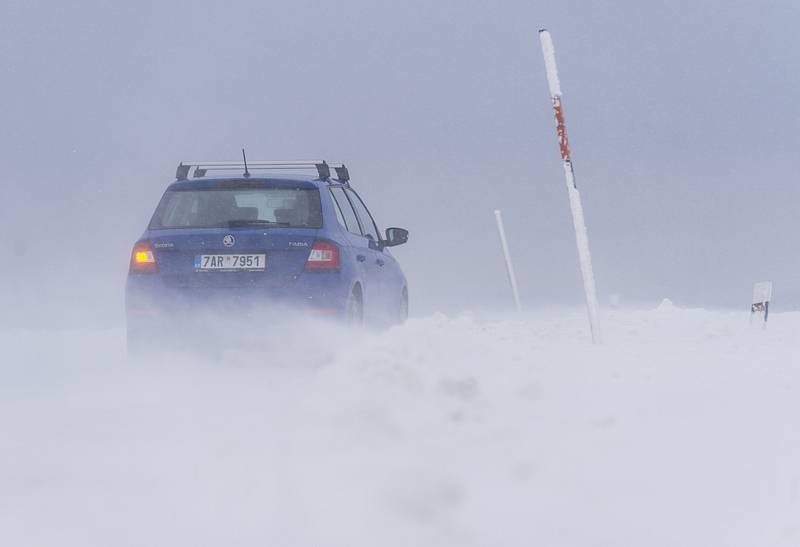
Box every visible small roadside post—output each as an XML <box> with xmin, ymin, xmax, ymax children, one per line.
<box><xmin>494</xmin><ymin>210</ymin><xmax>522</xmax><ymax>312</ymax></box>
<box><xmin>750</xmin><ymin>281</ymin><xmax>773</xmax><ymax>328</ymax></box>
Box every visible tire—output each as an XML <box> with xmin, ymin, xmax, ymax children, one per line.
<box><xmin>399</xmin><ymin>288</ymin><xmax>409</xmax><ymax>323</ymax></box>
<box><xmin>345</xmin><ymin>286</ymin><xmax>364</xmax><ymax>326</ymax></box>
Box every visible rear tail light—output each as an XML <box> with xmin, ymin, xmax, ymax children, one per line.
<box><xmin>305</xmin><ymin>240</ymin><xmax>340</xmax><ymax>271</ymax></box>
<box><xmin>130</xmin><ymin>241</ymin><xmax>157</xmax><ymax>273</ymax></box>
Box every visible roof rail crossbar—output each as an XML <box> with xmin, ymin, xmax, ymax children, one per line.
<box><xmin>315</xmin><ymin>162</ymin><xmax>330</xmax><ymax>181</ymax></box>
<box><xmin>176</xmin><ymin>163</ymin><xmax>191</xmax><ymax>180</ymax></box>
<box><xmin>334</xmin><ymin>164</ymin><xmax>350</xmax><ymax>182</ymax></box>
<box><xmin>175</xmin><ymin>160</ymin><xmax>347</xmax><ymax>182</ymax></box>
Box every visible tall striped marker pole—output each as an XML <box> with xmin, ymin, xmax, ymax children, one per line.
<box><xmin>539</xmin><ymin>29</ymin><xmax>601</xmax><ymax>344</ymax></box>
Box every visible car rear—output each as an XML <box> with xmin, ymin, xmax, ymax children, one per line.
<box><xmin>126</xmin><ymin>177</ymin><xmax>349</xmax><ymax>350</ymax></box>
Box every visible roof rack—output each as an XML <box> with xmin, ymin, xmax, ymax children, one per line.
<box><xmin>175</xmin><ymin>160</ymin><xmax>349</xmax><ymax>183</ymax></box>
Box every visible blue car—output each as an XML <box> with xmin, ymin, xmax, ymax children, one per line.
<box><xmin>126</xmin><ymin>159</ymin><xmax>409</xmax><ymax>352</ymax></box>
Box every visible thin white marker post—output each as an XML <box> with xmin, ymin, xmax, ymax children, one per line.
<box><xmin>494</xmin><ymin>210</ymin><xmax>522</xmax><ymax>312</ymax></box>
<box><xmin>539</xmin><ymin>29</ymin><xmax>601</xmax><ymax>344</ymax></box>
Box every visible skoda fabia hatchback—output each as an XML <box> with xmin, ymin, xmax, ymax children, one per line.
<box><xmin>126</xmin><ymin>159</ymin><xmax>409</xmax><ymax>352</ymax></box>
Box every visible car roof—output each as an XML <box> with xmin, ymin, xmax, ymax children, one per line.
<box><xmin>166</xmin><ymin>175</ymin><xmax>344</xmax><ymax>191</ymax></box>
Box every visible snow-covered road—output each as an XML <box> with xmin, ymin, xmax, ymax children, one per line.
<box><xmin>2</xmin><ymin>305</ymin><xmax>799</xmax><ymax>546</ymax></box>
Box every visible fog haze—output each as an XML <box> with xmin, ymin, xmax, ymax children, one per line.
<box><xmin>2</xmin><ymin>0</ymin><xmax>798</xmax><ymax>325</ymax></box>
<box><xmin>4</xmin><ymin>4</ymin><xmax>800</xmax><ymax>544</ymax></box>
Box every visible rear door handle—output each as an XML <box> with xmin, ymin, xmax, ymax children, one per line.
<box><xmin>376</xmin><ymin>258</ymin><xmax>385</xmax><ymax>266</ymax></box>
<box><xmin>357</xmin><ymin>254</ymin><xmax>366</xmax><ymax>262</ymax></box>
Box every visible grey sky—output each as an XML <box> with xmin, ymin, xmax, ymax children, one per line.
<box><xmin>1</xmin><ymin>0</ymin><xmax>799</xmax><ymax>324</ymax></box>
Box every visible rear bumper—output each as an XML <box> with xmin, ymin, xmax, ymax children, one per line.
<box><xmin>126</xmin><ymin>272</ymin><xmax>351</xmax><ymax>325</ymax></box>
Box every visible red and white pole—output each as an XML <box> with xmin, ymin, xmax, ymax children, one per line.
<box><xmin>539</xmin><ymin>29</ymin><xmax>601</xmax><ymax>344</ymax></box>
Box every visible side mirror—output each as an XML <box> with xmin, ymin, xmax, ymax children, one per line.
<box><xmin>383</xmin><ymin>227</ymin><xmax>409</xmax><ymax>247</ymax></box>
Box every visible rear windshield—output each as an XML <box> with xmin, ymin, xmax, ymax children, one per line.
<box><xmin>149</xmin><ymin>187</ymin><xmax>322</xmax><ymax>229</ymax></box>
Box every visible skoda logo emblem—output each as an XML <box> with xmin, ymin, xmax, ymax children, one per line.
<box><xmin>222</xmin><ymin>234</ymin><xmax>235</xmax><ymax>247</ymax></box>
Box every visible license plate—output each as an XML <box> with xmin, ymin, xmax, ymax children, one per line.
<box><xmin>194</xmin><ymin>254</ymin><xmax>266</xmax><ymax>271</ymax></box>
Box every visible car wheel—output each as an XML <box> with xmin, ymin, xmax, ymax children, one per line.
<box><xmin>399</xmin><ymin>288</ymin><xmax>409</xmax><ymax>323</ymax></box>
<box><xmin>345</xmin><ymin>286</ymin><xmax>364</xmax><ymax>326</ymax></box>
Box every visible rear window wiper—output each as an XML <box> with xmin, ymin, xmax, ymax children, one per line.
<box><xmin>227</xmin><ymin>219</ymin><xmax>291</xmax><ymax>227</ymax></box>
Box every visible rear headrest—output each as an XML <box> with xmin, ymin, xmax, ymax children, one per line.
<box><xmin>274</xmin><ymin>208</ymin><xmax>301</xmax><ymax>225</ymax></box>
<box><xmin>233</xmin><ymin>206</ymin><xmax>259</xmax><ymax>220</ymax></box>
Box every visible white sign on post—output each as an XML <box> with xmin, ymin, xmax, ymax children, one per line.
<box><xmin>750</xmin><ymin>281</ymin><xmax>773</xmax><ymax>326</ymax></box>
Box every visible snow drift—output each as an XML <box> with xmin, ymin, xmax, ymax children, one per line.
<box><xmin>1</xmin><ymin>306</ymin><xmax>799</xmax><ymax>546</ymax></box>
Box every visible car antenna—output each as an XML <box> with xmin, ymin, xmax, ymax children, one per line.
<box><xmin>242</xmin><ymin>148</ymin><xmax>250</xmax><ymax>178</ymax></box>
